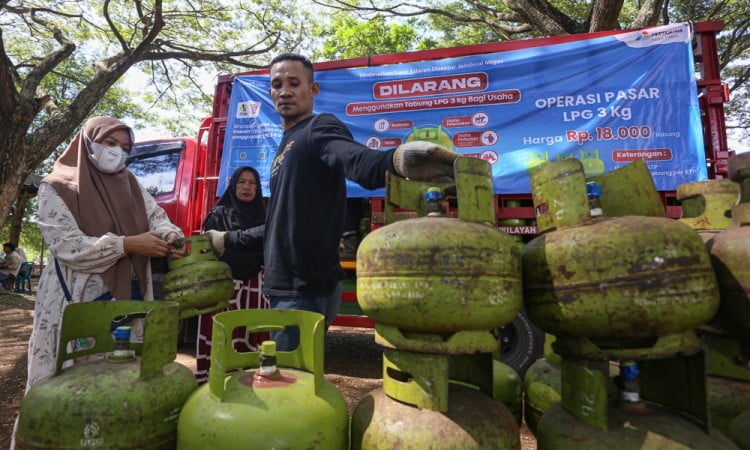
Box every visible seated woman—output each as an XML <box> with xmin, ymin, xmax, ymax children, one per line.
<box><xmin>0</xmin><ymin>242</ymin><xmax>23</xmax><ymax>289</ymax></box>
<box><xmin>196</xmin><ymin>166</ymin><xmax>266</xmax><ymax>383</ymax></box>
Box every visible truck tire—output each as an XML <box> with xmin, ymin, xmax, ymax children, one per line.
<box><xmin>496</xmin><ymin>306</ymin><xmax>544</xmax><ymax>377</ymax></box>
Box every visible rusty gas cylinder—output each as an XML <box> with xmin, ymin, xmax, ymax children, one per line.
<box><xmin>351</xmin><ymin>384</ymin><xmax>520</xmax><ymax>450</ymax></box>
<box><xmin>522</xmin><ymin>158</ymin><xmax>719</xmax><ymax>342</ymax></box>
<box><xmin>677</xmin><ymin>176</ymin><xmax>750</xmax><ymax>442</ymax></box>
<box><xmin>728</xmin><ymin>409</ymin><xmax>750</xmax><ymax>449</ymax></box>
<box><xmin>356</xmin><ymin>158</ymin><xmax>522</xmax><ymax>333</ymax></box>
<box><xmin>699</xmin><ymin>153</ymin><xmax>750</xmax><ymax>448</ymax></box>
<box><xmin>706</xmin><ymin>152</ymin><xmax>750</xmax><ymax>353</ymax></box>
<box><xmin>537</xmin><ymin>400</ymin><xmax>738</xmax><ymax>450</ymax></box>
<box><xmin>677</xmin><ymin>179</ymin><xmax>738</xmax><ymax>242</ymax></box>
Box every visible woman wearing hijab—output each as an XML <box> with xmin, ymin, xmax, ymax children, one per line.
<box><xmin>196</xmin><ymin>166</ymin><xmax>266</xmax><ymax>383</ymax></box>
<box><xmin>24</xmin><ymin>116</ymin><xmax>185</xmax><ymax>390</ymax></box>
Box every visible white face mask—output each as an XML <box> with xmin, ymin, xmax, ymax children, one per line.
<box><xmin>89</xmin><ymin>142</ymin><xmax>127</xmax><ymax>173</ymax></box>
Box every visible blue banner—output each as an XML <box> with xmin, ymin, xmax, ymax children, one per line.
<box><xmin>219</xmin><ymin>22</ymin><xmax>705</xmax><ymax>198</ymax></box>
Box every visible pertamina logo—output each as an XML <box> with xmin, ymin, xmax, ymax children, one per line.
<box><xmin>80</xmin><ymin>422</ymin><xmax>104</xmax><ymax>447</ymax></box>
<box><xmin>373</xmin><ymin>73</ymin><xmax>488</xmax><ymax>100</ymax></box>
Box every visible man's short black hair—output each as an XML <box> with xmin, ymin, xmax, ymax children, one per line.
<box><xmin>269</xmin><ymin>53</ymin><xmax>315</xmax><ymax>82</ymax></box>
<box><xmin>3</xmin><ymin>242</ymin><xmax>15</xmax><ymax>251</ymax></box>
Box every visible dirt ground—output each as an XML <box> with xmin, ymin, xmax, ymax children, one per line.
<box><xmin>0</xmin><ymin>289</ymin><xmax>536</xmax><ymax>449</ymax></box>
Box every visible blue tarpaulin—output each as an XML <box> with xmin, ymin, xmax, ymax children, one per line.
<box><xmin>219</xmin><ymin>22</ymin><xmax>705</xmax><ymax>198</ymax></box>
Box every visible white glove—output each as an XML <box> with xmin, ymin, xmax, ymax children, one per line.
<box><xmin>392</xmin><ymin>141</ymin><xmax>458</xmax><ymax>181</ymax></box>
<box><xmin>204</xmin><ymin>230</ymin><xmax>226</xmax><ymax>257</ymax></box>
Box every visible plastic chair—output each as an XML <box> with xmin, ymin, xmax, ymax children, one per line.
<box><xmin>15</xmin><ymin>262</ymin><xmax>33</xmax><ymax>292</ymax></box>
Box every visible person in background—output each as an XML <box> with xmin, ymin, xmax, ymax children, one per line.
<box><xmin>0</xmin><ymin>242</ymin><xmax>23</xmax><ymax>286</ymax></box>
<box><xmin>23</xmin><ymin>116</ymin><xmax>185</xmax><ymax>391</ymax></box>
<box><xmin>208</xmin><ymin>53</ymin><xmax>459</xmax><ymax>351</ymax></box>
<box><xmin>196</xmin><ymin>165</ymin><xmax>266</xmax><ymax>384</ymax></box>
<box><xmin>14</xmin><ymin>246</ymin><xmax>27</xmax><ymax>265</ymax></box>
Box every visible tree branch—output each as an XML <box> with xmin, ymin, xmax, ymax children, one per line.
<box><xmin>313</xmin><ymin>0</ymin><xmax>532</xmax><ymax>37</ymax></box>
<box><xmin>2</xmin><ymin>4</ymin><xmax>80</xmax><ymax>99</ymax></box>
<box><xmin>103</xmin><ymin>0</ymin><xmax>130</xmax><ymax>52</ymax></box>
<box><xmin>25</xmin><ymin>63</ymin><xmax>129</xmax><ymax>153</ymax></box>
<box><xmin>632</xmin><ymin>0</ymin><xmax>666</xmax><ymax>29</ymax></box>
<box><xmin>138</xmin><ymin>33</ymin><xmax>280</xmax><ymax>68</ymax></box>
<box><xmin>20</xmin><ymin>9</ymin><xmax>76</xmax><ymax>101</ymax></box>
<box><xmin>500</xmin><ymin>0</ymin><xmax>583</xmax><ymax>35</ymax></box>
<box><xmin>128</xmin><ymin>0</ymin><xmax>165</xmax><ymax>59</ymax></box>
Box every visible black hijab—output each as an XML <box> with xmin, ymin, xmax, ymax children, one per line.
<box><xmin>205</xmin><ymin>166</ymin><xmax>265</xmax><ymax>231</ymax></box>
<box><xmin>202</xmin><ymin>166</ymin><xmax>266</xmax><ymax>280</ymax></box>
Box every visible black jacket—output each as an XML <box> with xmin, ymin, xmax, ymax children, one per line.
<box><xmin>262</xmin><ymin>113</ymin><xmax>396</xmax><ymax>297</ymax></box>
<box><xmin>202</xmin><ymin>166</ymin><xmax>266</xmax><ymax>280</ymax></box>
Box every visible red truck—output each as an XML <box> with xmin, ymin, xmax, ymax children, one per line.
<box><xmin>127</xmin><ymin>21</ymin><xmax>732</xmax><ymax>376</ymax></box>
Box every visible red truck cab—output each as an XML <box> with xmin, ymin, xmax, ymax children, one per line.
<box><xmin>127</xmin><ymin>136</ymin><xmax>207</xmax><ymax>238</ymax></box>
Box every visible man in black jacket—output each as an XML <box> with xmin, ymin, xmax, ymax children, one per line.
<box><xmin>209</xmin><ymin>53</ymin><xmax>458</xmax><ymax>350</ymax></box>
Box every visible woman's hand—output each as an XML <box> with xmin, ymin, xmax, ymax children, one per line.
<box><xmin>165</xmin><ymin>232</ymin><xmax>186</xmax><ymax>258</ymax></box>
<box><xmin>124</xmin><ymin>231</ymin><xmax>175</xmax><ymax>257</ymax></box>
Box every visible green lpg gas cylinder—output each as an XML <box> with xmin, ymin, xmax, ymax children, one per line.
<box><xmin>177</xmin><ymin>309</ymin><xmax>349</xmax><ymax>450</ymax></box>
<box><xmin>707</xmin><ymin>372</ymin><xmax>750</xmax><ymax>434</ymax></box>
<box><xmin>700</xmin><ymin>316</ymin><xmax>750</xmax><ymax>440</ymax></box>
<box><xmin>498</xmin><ymin>200</ymin><xmax>526</xmax><ymax>227</ymax></box>
<box><xmin>700</xmin><ymin>154</ymin><xmax>750</xmax><ymax>449</ymax></box>
<box><xmin>163</xmin><ymin>234</ymin><xmax>233</xmax><ymax>319</ymax></box>
<box><xmin>523</xmin><ymin>357</ymin><xmax>621</xmax><ymax>435</ymax></box>
<box><xmin>677</xmin><ymin>179</ymin><xmax>738</xmax><ymax>239</ymax></box>
<box><xmin>15</xmin><ymin>301</ymin><xmax>197</xmax><ymax>449</ymax></box>
<box><xmin>493</xmin><ymin>359</ymin><xmax>523</xmax><ymax>425</ymax></box>
<box><xmin>676</xmin><ymin>177</ymin><xmax>750</xmax><ymax>441</ymax></box>
<box><xmin>357</xmin><ymin>157</ymin><xmax>522</xmax><ymax>333</ymax></box>
<box><xmin>522</xmin><ymin>158</ymin><xmax>719</xmax><ymax>341</ymax></box>
<box><xmin>523</xmin><ymin>358</ymin><xmax>562</xmax><ymax>434</ymax></box>
<box><xmin>537</xmin><ymin>402</ymin><xmax>739</xmax><ymax>450</ymax></box>
<box><xmin>357</xmin><ymin>215</ymin><xmax>521</xmax><ymax>332</ymax></box>
<box><xmin>351</xmin><ymin>384</ymin><xmax>520</xmax><ymax>450</ymax></box>
<box><xmin>707</xmin><ymin>152</ymin><xmax>750</xmax><ymax>353</ymax></box>
<box><xmin>523</xmin><ymin>334</ymin><xmax>563</xmax><ymax>433</ymax></box>
<box><xmin>728</xmin><ymin>409</ymin><xmax>750</xmax><ymax>449</ymax></box>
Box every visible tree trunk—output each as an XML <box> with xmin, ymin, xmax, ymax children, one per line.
<box><xmin>0</xmin><ymin>171</ymin><xmax>29</xmax><ymax>238</ymax></box>
<box><xmin>589</xmin><ymin>0</ymin><xmax>624</xmax><ymax>32</ymax></box>
<box><xmin>6</xmin><ymin>189</ymin><xmax>33</xmax><ymax>245</ymax></box>
<box><xmin>633</xmin><ymin>0</ymin><xmax>667</xmax><ymax>28</ymax></box>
